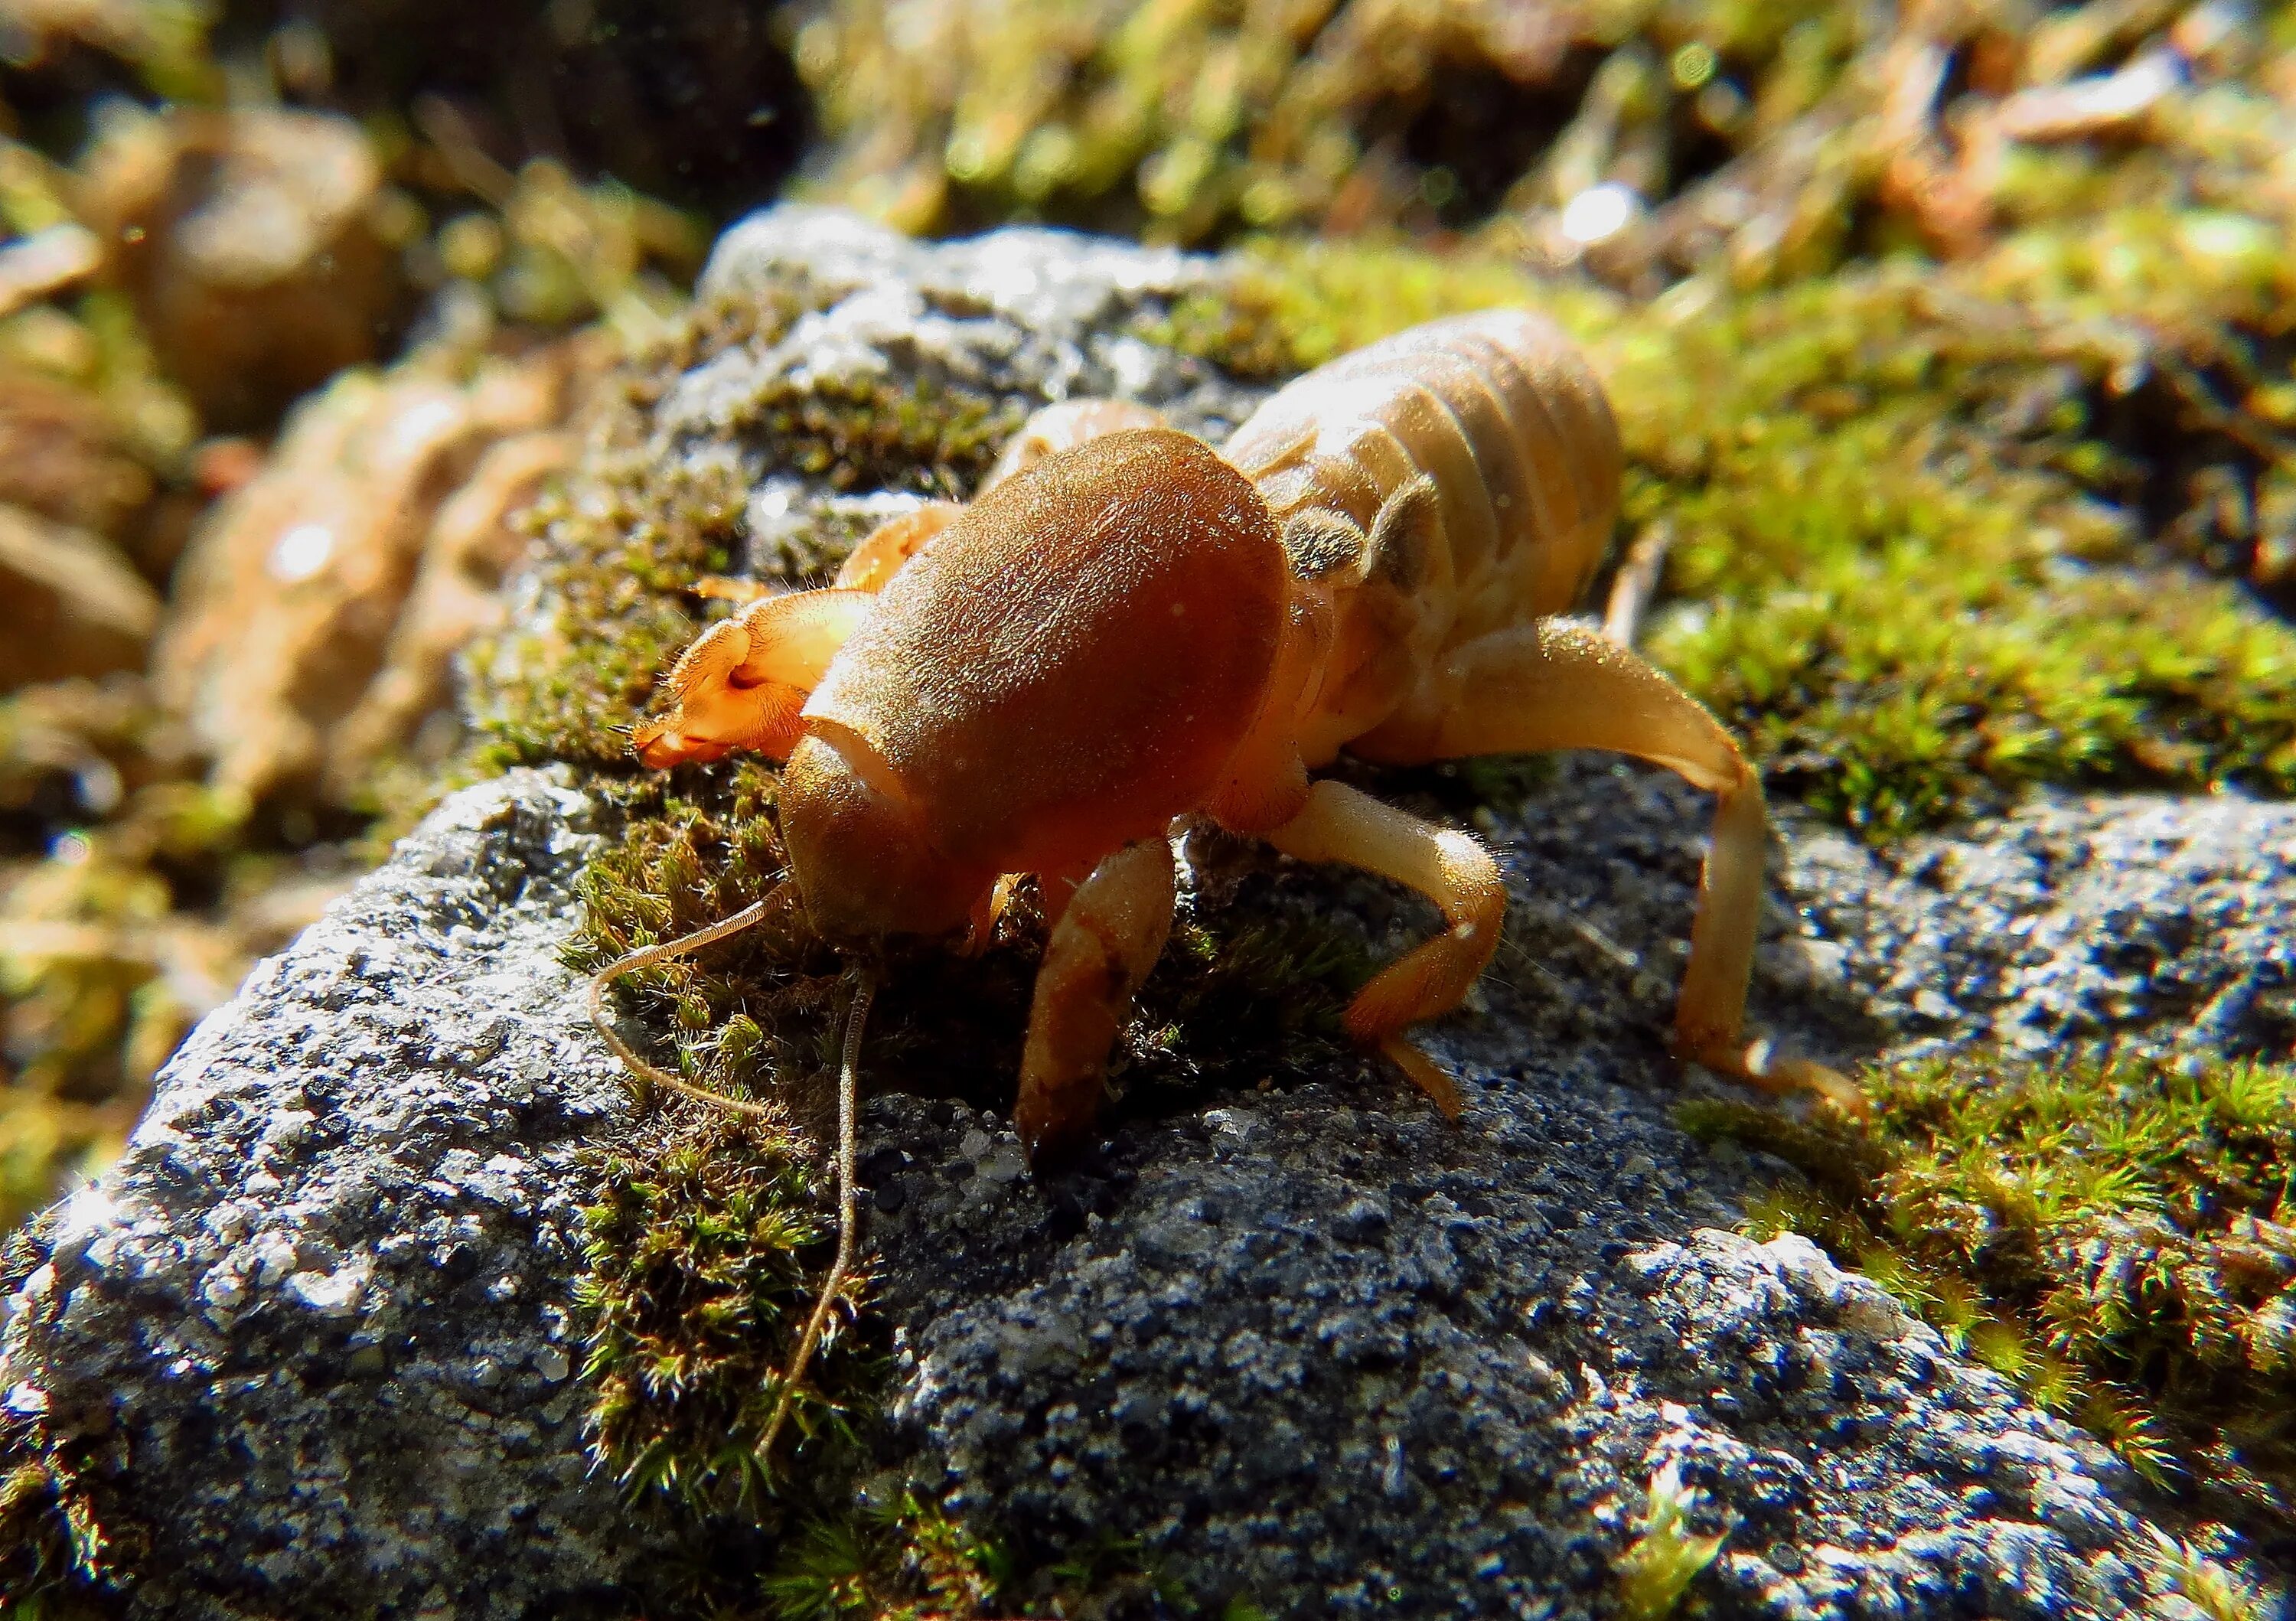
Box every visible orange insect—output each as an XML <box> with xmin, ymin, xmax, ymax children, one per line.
<box><xmin>619</xmin><ymin>308</ymin><xmax>1865</xmax><ymax>1166</ymax></box>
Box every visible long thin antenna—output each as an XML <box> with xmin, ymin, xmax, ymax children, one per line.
<box><xmin>586</xmin><ymin>892</ymin><xmax>782</xmax><ymax>1120</ymax></box>
<box><xmin>758</xmin><ymin>962</ymin><xmax>878</xmax><ymax>1465</ymax></box>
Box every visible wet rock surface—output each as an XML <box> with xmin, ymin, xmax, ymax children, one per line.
<box><xmin>1</xmin><ymin>211</ymin><xmax>2281</xmax><ymax>1617</ymax></box>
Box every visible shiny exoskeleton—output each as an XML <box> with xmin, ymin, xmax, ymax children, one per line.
<box><xmin>631</xmin><ymin>310</ymin><xmax>1863</xmax><ymax>1160</ymax></box>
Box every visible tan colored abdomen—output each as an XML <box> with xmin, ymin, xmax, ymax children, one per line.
<box><xmin>1225</xmin><ymin>308</ymin><xmax>1623</xmax><ymax>650</ymax></box>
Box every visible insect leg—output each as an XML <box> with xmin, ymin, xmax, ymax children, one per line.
<box><xmin>981</xmin><ymin>398</ymin><xmax>1166</xmax><ymax>491</ymax></box>
<box><xmin>832</xmin><ymin>501</ymin><xmax>961</xmax><ymax>592</ymax></box>
<box><xmin>1353</xmin><ymin>618</ymin><xmax>1867</xmax><ymax>1117</ymax></box>
<box><xmin>1261</xmin><ymin>780</ymin><xmax>1505</xmax><ymax>1118</ymax></box>
<box><xmin>1014</xmin><ymin>837</ymin><xmax>1177</xmax><ymax>1163</ymax></box>
<box><xmin>633</xmin><ymin>588</ymin><xmax>875</xmax><ymax>767</ymax></box>
<box><xmin>690</xmin><ymin>575</ymin><xmax>774</xmax><ymax>603</ymax></box>
<box><xmin>1600</xmin><ymin>520</ymin><xmax>1673</xmax><ymax>649</ymax></box>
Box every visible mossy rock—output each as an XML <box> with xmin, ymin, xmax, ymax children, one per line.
<box><xmin>7</xmin><ymin>211</ymin><xmax>2292</xmax><ymax>1619</ymax></box>
<box><xmin>500</xmin><ymin>210</ymin><xmax>2294</xmax><ymax>1612</ymax></box>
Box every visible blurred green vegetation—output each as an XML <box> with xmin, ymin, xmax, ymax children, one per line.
<box><xmin>1</xmin><ymin>0</ymin><xmax>716</xmax><ymax>1229</ymax></box>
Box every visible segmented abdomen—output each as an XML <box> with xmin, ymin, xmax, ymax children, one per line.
<box><xmin>1221</xmin><ymin>309</ymin><xmax>1622</xmax><ymax>646</ymax></box>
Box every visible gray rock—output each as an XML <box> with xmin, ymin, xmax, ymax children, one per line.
<box><xmin>2</xmin><ymin>207</ymin><xmax>2280</xmax><ymax>1618</ymax></box>
<box><xmin>0</xmin><ymin>769</ymin><xmax>633</xmax><ymax>1618</ymax></box>
<box><xmin>1789</xmin><ymin>792</ymin><xmax>2296</xmax><ymax>1060</ymax></box>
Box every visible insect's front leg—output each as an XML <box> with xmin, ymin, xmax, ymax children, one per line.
<box><xmin>820</xmin><ymin>399</ymin><xmax>1168</xmax><ymax>599</ymax></box>
<box><xmin>633</xmin><ymin>589</ymin><xmax>874</xmax><ymax>767</ymax></box>
<box><xmin>983</xmin><ymin>399</ymin><xmax>1166</xmax><ymax>491</ymax></box>
<box><xmin>832</xmin><ymin>502</ymin><xmax>963</xmax><ymax>592</ymax></box>
<box><xmin>1014</xmin><ymin>837</ymin><xmax>1176</xmax><ymax>1163</ymax></box>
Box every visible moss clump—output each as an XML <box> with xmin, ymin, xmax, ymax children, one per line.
<box><xmin>726</xmin><ymin>374</ymin><xmax>1026</xmax><ymax>499</ymax></box>
<box><xmin>1613</xmin><ymin>263</ymin><xmax>2296</xmax><ymax>837</ymax></box>
<box><xmin>762</xmin><ymin>1490</ymin><xmax>1009</xmax><ymax>1620</ymax></box>
<box><xmin>568</xmin><ymin>771</ymin><xmax>1007</xmax><ymax>1610</ymax></box>
<box><xmin>1681</xmin><ymin>1052</ymin><xmax>2296</xmax><ymax>1554</ymax></box>
<box><xmin>1150</xmin><ymin>238</ymin><xmax>1590</xmax><ymax>378</ymax></box>
<box><xmin>2144</xmin><ymin>1529</ymin><xmax>2285</xmax><ymax>1621</ymax></box>
<box><xmin>579</xmin><ymin>1111</ymin><xmax>877</xmax><ymax>1507</ymax></box>
<box><xmin>1159</xmin><ymin>234</ymin><xmax>2296</xmax><ymax>838</ymax></box>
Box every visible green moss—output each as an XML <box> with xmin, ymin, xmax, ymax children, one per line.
<box><xmin>567</xmin><ymin>772</ymin><xmax>1009</xmax><ymax>1612</ymax></box>
<box><xmin>2144</xmin><ymin>1530</ymin><xmax>2283</xmax><ymax>1621</ymax></box>
<box><xmin>569</xmin><ymin>1006</ymin><xmax>1030</xmax><ymax>1616</ymax></box>
<box><xmin>1681</xmin><ymin>1050</ymin><xmax>2296</xmax><ymax>1563</ymax></box>
<box><xmin>1613</xmin><ymin>1460</ymin><xmax>1728</xmax><ymax>1621</ymax></box>
<box><xmin>1150</xmin><ymin>238</ymin><xmax>1589</xmax><ymax>378</ymax></box>
<box><xmin>762</xmin><ymin>1490</ymin><xmax>1010</xmax><ymax>1620</ymax></box>
<box><xmin>578</xmin><ymin>1110</ymin><xmax>876</xmax><ymax>1508</ymax></box>
<box><xmin>726</xmin><ymin>374</ymin><xmax>1025</xmax><ymax>501</ymax></box>
<box><xmin>1160</xmin><ymin>233</ymin><xmax>2296</xmax><ymax>837</ymax></box>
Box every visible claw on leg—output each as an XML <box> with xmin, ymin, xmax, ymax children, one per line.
<box><xmin>1378</xmin><ymin>1035</ymin><xmax>1464</xmax><ymax>1119</ymax></box>
<box><xmin>1676</xmin><ymin>1030</ymin><xmax>1870</xmax><ymax>1120</ymax></box>
<box><xmin>957</xmin><ymin>874</ymin><xmax>1022</xmax><ymax>958</ymax></box>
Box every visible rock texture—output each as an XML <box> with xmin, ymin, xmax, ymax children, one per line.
<box><xmin>2</xmin><ymin>210</ymin><xmax>2285</xmax><ymax>1618</ymax></box>
<box><xmin>2</xmin><ymin>771</ymin><xmax>632</xmax><ymax>1617</ymax></box>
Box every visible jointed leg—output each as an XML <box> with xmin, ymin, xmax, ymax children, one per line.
<box><xmin>1353</xmin><ymin>618</ymin><xmax>1865</xmax><ymax>1116</ymax></box>
<box><xmin>633</xmin><ymin>588</ymin><xmax>874</xmax><ymax>768</ymax></box>
<box><xmin>983</xmin><ymin>399</ymin><xmax>1166</xmax><ymax>491</ymax></box>
<box><xmin>833</xmin><ymin>502</ymin><xmax>961</xmax><ymax>592</ymax></box>
<box><xmin>1261</xmin><ymin>780</ymin><xmax>1505</xmax><ymax>1118</ymax></box>
<box><xmin>1015</xmin><ymin>838</ymin><xmax>1177</xmax><ymax>1163</ymax></box>
<box><xmin>1601</xmin><ymin>520</ymin><xmax>1673</xmax><ymax>649</ymax></box>
<box><xmin>690</xmin><ymin>504</ymin><xmax>958</xmax><ymax>605</ymax></box>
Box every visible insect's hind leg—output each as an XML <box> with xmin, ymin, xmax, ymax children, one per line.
<box><xmin>1259</xmin><ymin>779</ymin><xmax>1505</xmax><ymax>1120</ymax></box>
<box><xmin>1353</xmin><ymin>618</ymin><xmax>1867</xmax><ymax>1117</ymax></box>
